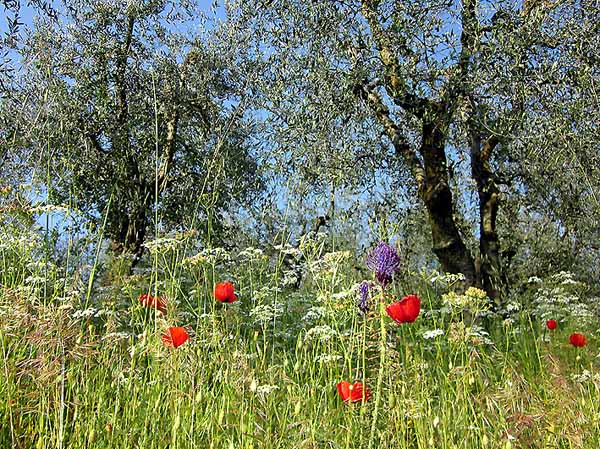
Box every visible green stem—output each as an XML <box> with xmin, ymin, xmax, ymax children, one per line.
<box><xmin>368</xmin><ymin>298</ymin><xmax>387</xmax><ymax>449</ymax></box>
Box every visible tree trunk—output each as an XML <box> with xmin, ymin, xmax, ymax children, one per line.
<box><xmin>470</xmin><ymin>134</ymin><xmax>505</xmax><ymax>302</ymax></box>
<box><xmin>111</xmin><ymin>212</ymin><xmax>147</xmax><ymax>265</ymax></box>
<box><xmin>109</xmin><ymin>181</ymin><xmax>153</xmax><ymax>267</ymax></box>
<box><xmin>420</xmin><ymin>120</ymin><xmax>477</xmax><ymax>285</ymax></box>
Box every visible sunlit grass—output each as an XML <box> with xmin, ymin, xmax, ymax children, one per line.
<box><xmin>1</xmin><ymin>228</ymin><xmax>599</xmax><ymax>449</ymax></box>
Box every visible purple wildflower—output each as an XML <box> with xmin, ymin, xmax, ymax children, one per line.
<box><xmin>358</xmin><ymin>281</ymin><xmax>370</xmax><ymax>314</ymax></box>
<box><xmin>365</xmin><ymin>241</ymin><xmax>400</xmax><ymax>288</ymax></box>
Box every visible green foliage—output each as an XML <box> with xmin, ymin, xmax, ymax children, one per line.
<box><xmin>1</xmin><ymin>223</ymin><xmax>600</xmax><ymax>448</ymax></box>
<box><xmin>2</xmin><ymin>1</ymin><xmax>261</xmax><ymax>258</ymax></box>
<box><xmin>220</xmin><ymin>0</ymin><xmax>600</xmax><ymax>293</ymax></box>
<box><xmin>1</xmin><ymin>2</ymin><xmax>600</xmax><ymax>444</ymax></box>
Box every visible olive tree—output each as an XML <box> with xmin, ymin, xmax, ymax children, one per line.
<box><xmin>3</xmin><ymin>1</ymin><xmax>260</xmax><ymax>263</ymax></box>
<box><xmin>223</xmin><ymin>0</ymin><xmax>599</xmax><ymax>301</ymax></box>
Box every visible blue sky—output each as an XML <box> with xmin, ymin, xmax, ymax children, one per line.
<box><xmin>1</xmin><ymin>1</ymin><xmax>224</xmax><ymax>34</ymax></box>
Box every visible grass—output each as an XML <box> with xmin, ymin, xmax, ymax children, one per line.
<box><xmin>1</xmin><ymin>230</ymin><xmax>600</xmax><ymax>449</ymax></box>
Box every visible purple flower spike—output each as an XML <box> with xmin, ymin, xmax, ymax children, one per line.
<box><xmin>365</xmin><ymin>241</ymin><xmax>400</xmax><ymax>288</ymax></box>
<box><xmin>358</xmin><ymin>281</ymin><xmax>370</xmax><ymax>314</ymax></box>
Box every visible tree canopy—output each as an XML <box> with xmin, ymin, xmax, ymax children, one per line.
<box><xmin>2</xmin><ymin>1</ymin><xmax>261</xmax><ymax>263</ymax></box>
<box><xmin>1</xmin><ymin>0</ymin><xmax>598</xmax><ymax>295</ymax></box>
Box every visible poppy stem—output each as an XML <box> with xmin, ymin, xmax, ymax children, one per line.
<box><xmin>368</xmin><ymin>298</ymin><xmax>386</xmax><ymax>449</ymax></box>
<box><xmin>542</xmin><ymin>327</ymin><xmax>546</xmax><ymax>344</ymax></box>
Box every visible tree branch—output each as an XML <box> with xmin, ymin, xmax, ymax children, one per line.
<box><xmin>443</xmin><ymin>0</ymin><xmax>479</xmax><ymax>115</ymax></box>
<box><xmin>87</xmin><ymin>131</ymin><xmax>108</xmax><ymax>155</ymax></box>
<box><xmin>481</xmin><ymin>135</ymin><xmax>499</xmax><ymax>163</ymax></box>
<box><xmin>157</xmin><ymin>109</ymin><xmax>179</xmax><ymax>193</ymax></box>
<box><xmin>155</xmin><ymin>51</ymin><xmax>202</xmax><ymax>193</ymax></box>
<box><xmin>356</xmin><ymin>79</ymin><xmax>426</xmax><ymax>191</ymax></box>
<box><xmin>360</xmin><ymin>0</ymin><xmax>429</xmax><ymax>118</ymax></box>
<box><xmin>115</xmin><ymin>15</ymin><xmax>135</xmax><ymax>127</ymax></box>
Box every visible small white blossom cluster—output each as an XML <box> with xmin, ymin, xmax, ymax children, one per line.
<box><xmin>273</xmin><ymin>243</ymin><xmax>302</xmax><ymax>258</ymax></box>
<box><xmin>252</xmin><ymin>285</ymin><xmax>282</xmax><ymax>302</ymax></box>
<box><xmin>102</xmin><ymin>332</ymin><xmax>131</xmax><ymax>341</ymax></box>
<box><xmin>532</xmin><ymin>272</ymin><xmax>595</xmax><ymax>325</ymax></box>
<box><xmin>249</xmin><ymin>303</ymin><xmax>284</xmax><ymax>325</ymax></box>
<box><xmin>571</xmin><ymin>370</ymin><xmax>600</xmax><ymax>383</ymax></box>
<box><xmin>550</xmin><ymin>271</ymin><xmax>581</xmax><ymax>285</ymax></box>
<box><xmin>72</xmin><ymin>307</ymin><xmax>116</xmax><ymax>320</ymax></box>
<box><xmin>251</xmin><ymin>383</ymin><xmax>279</xmax><ymax>396</ymax></box>
<box><xmin>428</xmin><ymin>271</ymin><xmax>466</xmax><ymax>286</ymax></box>
<box><xmin>314</xmin><ymin>353</ymin><xmax>343</xmax><ymax>364</ymax></box>
<box><xmin>72</xmin><ymin>308</ymin><xmax>99</xmax><ymax>319</ymax></box>
<box><xmin>144</xmin><ymin>236</ymin><xmax>183</xmax><ymax>253</ymax></box>
<box><xmin>304</xmin><ymin>324</ymin><xmax>336</xmax><ymax>343</ymax></box>
<box><xmin>143</xmin><ymin>231</ymin><xmax>197</xmax><ymax>254</ymax></box>
<box><xmin>331</xmin><ymin>289</ymin><xmax>354</xmax><ymax>301</ymax></box>
<box><xmin>183</xmin><ymin>247</ymin><xmax>230</xmax><ymax>266</ymax></box>
<box><xmin>24</xmin><ymin>275</ymin><xmax>46</xmax><ymax>285</ymax></box>
<box><xmin>237</xmin><ymin>247</ymin><xmax>265</xmax><ymax>261</ymax></box>
<box><xmin>25</xmin><ymin>261</ymin><xmax>49</xmax><ymax>272</ymax></box>
<box><xmin>0</xmin><ymin>233</ymin><xmax>43</xmax><ymax>251</ymax></box>
<box><xmin>468</xmin><ymin>325</ymin><xmax>494</xmax><ymax>346</ymax></box>
<box><xmin>281</xmin><ymin>270</ymin><xmax>301</xmax><ymax>287</ymax></box>
<box><xmin>422</xmin><ymin>329</ymin><xmax>445</xmax><ymax>340</ymax></box>
<box><xmin>302</xmin><ymin>306</ymin><xmax>327</xmax><ymax>323</ymax></box>
<box><xmin>506</xmin><ymin>302</ymin><xmax>520</xmax><ymax>313</ymax></box>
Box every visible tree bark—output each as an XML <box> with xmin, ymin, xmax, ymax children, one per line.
<box><xmin>358</xmin><ymin>80</ymin><xmax>477</xmax><ymax>285</ymax></box>
<box><xmin>470</xmin><ymin>133</ymin><xmax>505</xmax><ymax>301</ymax></box>
<box><xmin>359</xmin><ymin>0</ymin><xmax>478</xmax><ymax>286</ymax></box>
<box><xmin>110</xmin><ymin>186</ymin><xmax>153</xmax><ymax>266</ymax></box>
<box><xmin>420</xmin><ymin>120</ymin><xmax>477</xmax><ymax>284</ymax></box>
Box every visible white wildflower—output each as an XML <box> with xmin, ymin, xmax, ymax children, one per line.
<box><xmin>304</xmin><ymin>325</ymin><xmax>336</xmax><ymax>343</ymax></box>
<box><xmin>238</xmin><ymin>247</ymin><xmax>265</xmax><ymax>261</ymax></box>
<box><xmin>255</xmin><ymin>384</ymin><xmax>279</xmax><ymax>396</ymax></box>
<box><xmin>303</xmin><ymin>306</ymin><xmax>327</xmax><ymax>322</ymax></box>
<box><xmin>314</xmin><ymin>354</ymin><xmax>343</xmax><ymax>364</ymax></box>
<box><xmin>102</xmin><ymin>332</ymin><xmax>131</xmax><ymax>341</ymax></box>
<box><xmin>249</xmin><ymin>303</ymin><xmax>284</xmax><ymax>325</ymax></box>
<box><xmin>422</xmin><ymin>329</ymin><xmax>445</xmax><ymax>340</ymax></box>
<box><xmin>72</xmin><ymin>308</ymin><xmax>99</xmax><ymax>319</ymax></box>
<box><xmin>506</xmin><ymin>302</ymin><xmax>520</xmax><ymax>313</ymax></box>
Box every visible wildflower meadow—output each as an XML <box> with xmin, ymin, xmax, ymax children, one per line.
<box><xmin>2</xmin><ymin>1</ymin><xmax>600</xmax><ymax>448</ymax></box>
<box><xmin>2</xmin><ymin>223</ymin><xmax>600</xmax><ymax>449</ymax></box>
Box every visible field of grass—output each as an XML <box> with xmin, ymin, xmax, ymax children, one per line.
<box><xmin>1</xmin><ymin>231</ymin><xmax>599</xmax><ymax>449</ymax></box>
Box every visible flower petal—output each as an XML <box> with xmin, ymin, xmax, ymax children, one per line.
<box><xmin>386</xmin><ymin>294</ymin><xmax>421</xmax><ymax>324</ymax></box>
<box><xmin>162</xmin><ymin>327</ymin><xmax>189</xmax><ymax>348</ymax></box>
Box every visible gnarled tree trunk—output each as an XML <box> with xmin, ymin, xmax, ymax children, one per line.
<box><xmin>421</xmin><ymin>120</ymin><xmax>477</xmax><ymax>285</ymax></box>
<box><xmin>470</xmin><ymin>133</ymin><xmax>506</xmax><ymax>302</ymax></box>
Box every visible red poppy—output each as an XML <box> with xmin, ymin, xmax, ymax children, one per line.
<box><xmin>162</xmin><ymin>327</ymin><xmax>189</xmax><ymax>348</ymax></box>
<box><xmin>336</xmin><ymin>381</ymin><xmax>371</xmax><ymax>403</ymax></box>
<box><xmin>139</xmin><ymin>293</ymin><xmax>167</xmax><ymax>314</ymax></box>
<box><xmin>569</xmin><ymin>332</ymin><xmax>587</xmax><ymax>348</ymax></box>
<box><xmin>213</xmin><ymin>281</ymin><xmax>238</xmax><ymax>303</ymax></box>
<box><xmin>546</xmin><ymin>319</ymin><xmax>557</xmax><ymax>330</ymax></box>
<box><xmin>385</xmin><ymin>294</ymin><xmax>421</xmax><ymax>324</ymax></box>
